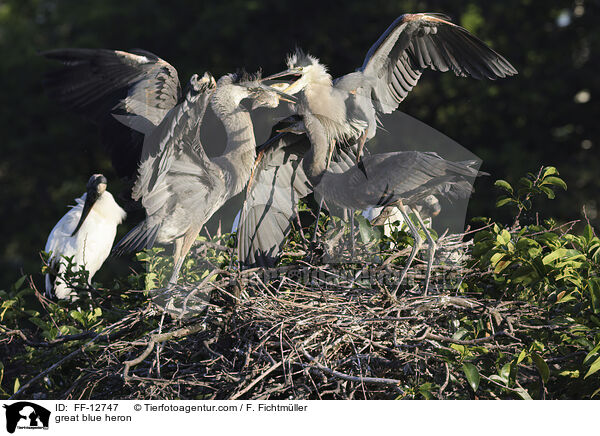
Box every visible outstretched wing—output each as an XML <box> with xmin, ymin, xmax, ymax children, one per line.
<box><xmin>43</xmin><ymin>48</ymin><xmax>181</xmax><ymax>126</ymax></box>
<box><xmin>360</xmin><ymin>13</ymin><xmax>517</xmax><ymax>113</ymax></box>
<box><xmin>43</xmin><ymin>48</ymin><xmax>182</xmax><ymax>178</ymax></box>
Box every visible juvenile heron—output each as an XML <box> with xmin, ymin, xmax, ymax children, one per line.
<box><xmin>241</xmin><ymin>116</ymin><xmax>482</xmax><ymax>293</ymax></box>
<box><xmin>113</xmin><ymin>72</ymin><xmax>293</xmax><ymax>285</ymax></box>
<box><xmin>264</xmin><ymin>13</ymin><xmax>517</xmax><ymax>161</ymax></box>
<box><xmin>45</xmin><ymin>174</ymin><xmax>126</xmax><ymax>300</ymax></box>
<box><xmin>237</xmin><ymin>115</ymin><xmax>361</xmax><ymax>268</ymax></box>
<box><xmin>44</xmin><ymin>49</ymin><xmax>293</xmax><ymax>285</ymax></box>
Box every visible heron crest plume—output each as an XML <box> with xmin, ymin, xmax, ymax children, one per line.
<box><xmin>286</xmin><ymin>49</ymin><xmax>322</xmax><ymax>70</ymax></box>
<box><xmin>220</xmin><ymin>70</ymin><xmax>263</xmax><ymax>87</ymax></box>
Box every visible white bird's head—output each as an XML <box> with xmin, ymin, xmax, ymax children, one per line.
<box><xmin>70</xmin><ymin>174</ymin><xmax>108</xmax><ymax>237</ymax></box>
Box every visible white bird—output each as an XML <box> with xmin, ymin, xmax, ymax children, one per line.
<box><xmin>44</xmin><ymin>174</ymin><xmax>126</xmax><ymax>300</ymax></box>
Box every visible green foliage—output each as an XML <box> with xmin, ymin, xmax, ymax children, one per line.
<box><xmin>455</xmin><ymin>168</ymin><xmax>600</xmax><ymax>399</ymax></box>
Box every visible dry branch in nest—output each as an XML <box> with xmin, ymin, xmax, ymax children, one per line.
<box><xmin>8</xmin><ymin>232</ymin><xmax>568</xmax><ymax>400</ymax></box>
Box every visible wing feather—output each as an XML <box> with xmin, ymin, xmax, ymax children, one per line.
<box><xmin>360</xmin><ymin>13</ymin><xmax>517</xmax><ymax>113</ymax></box>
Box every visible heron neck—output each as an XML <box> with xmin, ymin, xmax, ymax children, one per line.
<box><xmin>302</xmin><ymin>112</ymin><xmax>331</xmax><ymax>185</ymax></box>
<box><xmin>213</xmin><ymin>106</ymin><xmax>257</xmax><ymax>195</ymax></box>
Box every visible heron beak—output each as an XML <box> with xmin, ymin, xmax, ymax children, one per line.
<box><xmin>71</xmin><ymin>190</ymin><xmax>99</xmax><ymax>237</ymax></box>
<box><xmin>256</xmin><ymin>131</ymin><xmax>286</xmax><ymax>153</ymax></box>
<box><xmin>256</xmin><ymin>83</ymin><xmax>297</xmax><ymax>104</ymax></box>
<box><xmin>261</xmin><ymin>69</ymin><xmax>302</xmax><ymax>81</ymax></box>
<box><xmin>268</xmin><ymin>86</ymin><xmax>297</xmax><ymax>104</ymax></box>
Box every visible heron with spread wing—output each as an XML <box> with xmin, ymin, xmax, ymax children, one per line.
<box><xmin>44</xmin><ymin>50</ymin><xmax>294</xmax><ymax>286</ymax></box>
<box><xmin>264</xmin><ymin>13</ymin><xmax>517</xmax><ymax>162</ymax></box>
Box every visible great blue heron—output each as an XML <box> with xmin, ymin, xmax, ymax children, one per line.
<box><xmin>264</xmin><ymin>13</ymin><xmax>517</xmax><ymax>161</ymax></box>
<box><xmin>237</xmin><ymin>115</ymin><xmax>362</xmax><ymax>268</ymax></box>
<box><xmin>112</xmin><ymin>72</ymin><xmax>292</xmax><ymax>285</ymax></box>
<box><xmin>275</xmin><ymin>117</ymin><xmax>483</xmax><ymax>293</ymax></box>
<box><xmin>44</xmin><ymin>49</ymin><xmax>293</xmax><ymax>286</ymax></box>
<box><xmin>45</xmin><ymin>174</ymin><xmax>126</xmax><ymax>300</ymax></box>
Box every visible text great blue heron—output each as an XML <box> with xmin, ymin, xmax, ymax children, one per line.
<box><xmin>45</xmin><ymin>174</ymin><xmax>126</xmax><ymax>299</ymax></box>
<box><xmin>264</xmin><ymin>13</ymin><xmax>517</xmax><ymax>161</ymax></box>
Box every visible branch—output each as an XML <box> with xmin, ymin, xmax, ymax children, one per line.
<box><xmin>123</xmin><ymin>322</ymin><xmax>206</xmax><ymax>380</ymax></box>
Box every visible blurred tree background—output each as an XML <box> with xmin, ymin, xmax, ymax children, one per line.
<box><xmin>0</xmin><ymin>0</ymin><xmax>598</xmax><ymax>290</ymax></box>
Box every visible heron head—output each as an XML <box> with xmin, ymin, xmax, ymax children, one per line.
<box><xmin>261</xmin><ymin>49</ymin><xmax>329</xmax><ymax>95</ymax></box>
<box><xmin>71</xmin><ymin>174</ymin><xmax>108</xmax><ymax>237</ymax></box>
<box><xmin>244</xmin><ymin>82</ymin><xmax>297</xmax><ymax>110</ymax></box>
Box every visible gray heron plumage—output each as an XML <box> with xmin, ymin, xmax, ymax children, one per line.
<box><xmin>264</xmin><ymin>13</ymin><xmax>517</xmax><ymax>160</ymax></box>
<box><xmin>112</xmin><ymin>72</ymin><xmax>292</xmax><ymax>285</ymax></box>
<box><xmin>44</xmin><ymin>48</ymin><xmax>293</xmax><ymax>286</ymax></box>
<box><xmin>45</xmin><ymin>174</ymin><xmax>126</xmax><ymax>300</ymax></box>
<box><xmin>287</xmin><ymin>118</ymin><xmax>483</xmax><ymax>293</ymax></box>
<box><xmin>237</xmin><ymin>115</ymin><xmax>363</xmax><ymax>268</ymax></box>
<box><xmin>43</xmin><ymin>48</ymin><xmax>183</xmax><ymax>180</ymax></box>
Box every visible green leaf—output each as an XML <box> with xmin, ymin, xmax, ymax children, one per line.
<box><xmin>542</xmin><ymin>167</ymin><xmax>558</xmax><ymax>178</ymax></box>
<box><xmin>538</xmin><ymin>186</ymin><xmax>555</xmax><ymax>199</ymax></box>
<box><xmin>70</xmin><ymin>310</ymin><xmax>84</xmax><ymax>323</ymax></box>
<box><xmin>357</xmin><ymin>214</ymin><xmax>375</xmax><ymax>244</ymax></box>
<box><xmin>584</xmin><ymin>342</ymin><xmax>600</xmax><ymax>365</ymax></box>
<box><xmin>584</xmin><ymin>356</ymin><xmax>600</xmax><ymax>379</ymax></box>
<box><xmin>494</xmin><ymin>180</ymin><xmax>513</xmax><ymax>194</ymax></box>
<box><xmin>588</xmin><ymin>278</ymin><xmax>600</xmax><ymax>314</ymax></box>
<box><xmin>517</xmin><ymin>349</ymin><xmax>527</xmax><ymax>364</ymax></box>
<box><xmin>500</xmin><ymin>362</ymin><xmax>512</xmax><ymax>384</ymax></box>
<box><xmin>496</xmin><ymin>197</ymin><xmax>516</xmax><ymax>208</ymax></box>
<box><xmin>542</xmin><ymin>176</ymin><xmax>567</xmax><ymax>190</ymax></box>
<box><xmin>462</xmin><ymin>363</ymin><xmax>480</xmax><ymax>392</ymax></box>
<box><xmin>583</xmin><ymin>224</ymin><xmax>595</xmax><ymax>244</ymax></box>
<box><xmin>518</xmin><ymin>177</ymin><xmax>533</xmax><ymax>189</ymax></box>
<box><xmin>13</xmin><ymin>275</ymin><xmax>27</xmax><ymax>291</ymax></box>
<box><xmin>13</xmin><ymin>377</ymin><xmax>20</xmax><ymax>394</ymax></box>
<box><xmin>515</xmin><ymin>387</ymin><xmax>533</xmax><ymax>400</ymax></box>
<box><xmin>531</xmin><ymin>353</ymin><xmax>550</xmax><ymax>383</ymax></box>
<box><xmin>542</xmin><ymin>248</ymin><xmax>567</xmax><ymax>265</ymax></box>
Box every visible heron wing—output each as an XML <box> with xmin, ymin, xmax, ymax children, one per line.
<box><xmin>43</xmin><ymin>48</ymin><xmax>181</xmax><ymax>126</ymax></box>
<box><xmin>132</xmin><ymin>76</ymin><xmax>215</xmax><ymax>203</ymax></box>
<box><xmin>360</xmin><ymin>13</ymin><xmax>517</xmax><ymax>113</ymax></box>
<box><xmin>238</xmin><ymin>117</ymin><xmax>363</xmax><ymax>268</ymax></box>
<box><xmin>43</xmin><ymin>48</ymin><xmax>182</xmax><ymax>178</ymax></box>
<box><xmin>237</xmin><ymin>123</ymin><xmax>312</xmax><ymax>268</ymax></box>
<box><xmin>323</xmin><ymin>151</ymin><xmax>479</xmax><ymax>209</ymax></box>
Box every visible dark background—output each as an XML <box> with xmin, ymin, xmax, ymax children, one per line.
<box><xmin>1</xmin><ymin>0</ymin><xmax>598</xmax><ymax>289</ymax></box>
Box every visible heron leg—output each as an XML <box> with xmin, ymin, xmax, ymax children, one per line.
<box><xmin>169</xmin><ymin>226</ymin><xmax>202</xmax><ymax>286</ymax></box>
<box><xmin>311</xmin><ymin>197</ymin><xmax>325</xmax><ymax>246</ymax></box>
<box><xmin>169</xmin><ymin>237</ymin><xmax>184</xmax><ymax>286</ymax></box>
<box><xmin>355</xmin><ymin>132</ymin><xmax>367</xmax><ymax>163</ymax></box>
<box><xmin>394</xmin><ymin>205</ymin><xmax>422</xmax><ymax>295</ymax></box>
<box><xmin>350</xmin><ymin>209</ymin><xmax>356</xmax><ymax>260</ymax></box>
<box><xmin>413</xmin><ymin>209</ymin><xmax>436</xmax><ymax>296</ymax></box>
